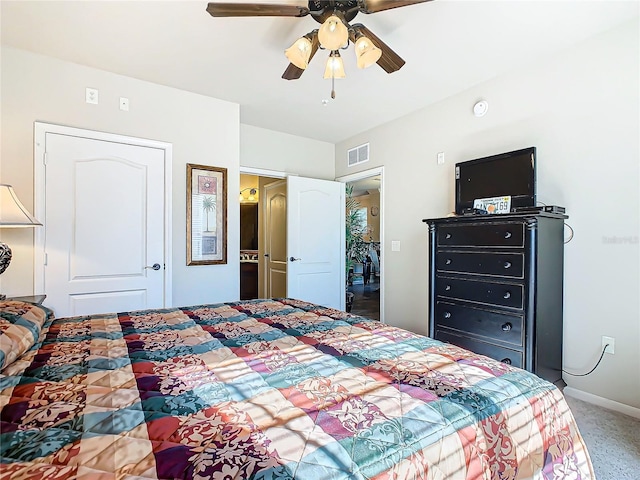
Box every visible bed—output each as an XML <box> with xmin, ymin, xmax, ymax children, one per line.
<box><xmin>1</xmin><ymin>298</ymin><xmax>594</xmax><ymax>479</ymax></box>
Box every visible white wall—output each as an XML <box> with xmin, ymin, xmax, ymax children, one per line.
<box><xmin>0</xmin><ymin>46</ymin><xmax>241</xmax><ymax>307</ymax></box>
<box><xmin>241</xmin><ymin>124</ymin><xmax>335</xmax><ymax>179</ymax></box>
<box><xmin>0</xmin><ymin>48</ymin><xmax>336</xmax><ymax>308</ymax></box>
<box><xmin>335</xmin><ymin>21</ymin><xmax>639</xmax><ymax>410</ymax></box>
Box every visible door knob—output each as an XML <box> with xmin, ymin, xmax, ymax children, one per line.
<box><xmin>289</xmin><ymin>257</ymin><xmax>301</xmax><ymax>262</ymax></box>
<box><xmin>146</xmin><ymin>263</ymin><xmax>161</xmax><ymax>271</ymax></box>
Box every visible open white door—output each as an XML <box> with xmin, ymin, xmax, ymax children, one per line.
<box><xmin>264</xmin><ymin>180</ymin><xmax>287</xmax><ymax>298</ymax></box>
<box><xmin>287</xmin><ymin>176</ymin><xmax>345</xmax><ymax>310</ymax></box>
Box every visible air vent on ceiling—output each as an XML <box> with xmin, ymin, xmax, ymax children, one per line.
<box><xmin>347</xmin><ymin>143</ymin><xmax>369</xmax><ymax>167</ymax></box>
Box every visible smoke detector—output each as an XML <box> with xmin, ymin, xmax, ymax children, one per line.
<box><xmin>473</xmin><ymin>100</ymin><xmax>489</xmax><ymax>117</ymax></box>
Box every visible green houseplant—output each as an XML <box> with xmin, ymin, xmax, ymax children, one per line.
<box><xmin>345</xmin><ymin>184</ymin><xmax>370</xmax><ymax>311</ymax></box>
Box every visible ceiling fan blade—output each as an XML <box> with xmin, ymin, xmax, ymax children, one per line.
<box><xmin>359</xmin><ymin>0</ymin><xmax>431</xmax><ymax>14</ymax></box>
<box><xmin>282</xmin><ymin>30</ymin><xmax>319</xmax><ymax>80</ymax></box>
<box><xmin>354</xmin><ymin>24</ymin><xmax>405</xmax><ymax>73</ymax></box>
<box><xmin>206</xmin><ymin>2</ymin><xmax>310</xmax><ymax>17</ymax></box>
<box><xmin>282</xmin><ymin>64</ymin><xmax>305</xmax><ymax>80</ymax></box>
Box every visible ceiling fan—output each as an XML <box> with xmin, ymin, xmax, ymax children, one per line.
<box><xmin>206</xmin><ymin>1</ymin><xmax>430</xmax><ymax>97</ymax></box>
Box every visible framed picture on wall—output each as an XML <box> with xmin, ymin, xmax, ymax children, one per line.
<box><xmin>186</xmin><ymin>163</ymin><xmax>227</xmax><ymax>265</ymax></box>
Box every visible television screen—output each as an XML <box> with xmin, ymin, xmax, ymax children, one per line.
<box><xmin>455</xmin><ymin>147</ymin><xmax>536</xmax><ymax>214</ymax></box>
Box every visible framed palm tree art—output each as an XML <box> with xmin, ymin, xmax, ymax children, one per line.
<box><xmin>186</xmin><ymin>163</ymin><xmax>227</xmax><ymax>265</ymax></box>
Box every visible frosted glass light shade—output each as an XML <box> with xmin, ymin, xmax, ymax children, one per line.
<box><xmin>318</xmin><ymin>15</ymin><xmax>348</xmax><ymax>50</ymax></box>
<box><xmin>285</xmin><ymin>36</ymin><xmax>313</xmax><ymax>69</ymax></box>
<box><xmin>323</xmin><ymin>51</ymin><xmax>346</xmax><ymax>79</ymax></box>
<box><xmin>355</xmin><ymin>35</ymin><xmax>382</xmax><ymax>69</ymax></box>
<box><xmin>0</xmin><ymin>184</ymin><xmax>41</xmax><ymax>227</ymax></box>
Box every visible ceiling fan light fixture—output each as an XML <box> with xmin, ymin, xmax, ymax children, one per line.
<box><xmin>355</xmin><ymin>35</ymin><xmax>382</xmax><ymax>69</ymax></box>
<box><xmin>318</xmin><ymin>14</ymin><xmax>349</xmax><ymax>50</ymax></box>
<box><xmin>323</xmin><ymin>51</ymin><xmax>346</xmax><ymax>79</ymax></box>
<box><xmin>285</xmin><ymin>36</ymin><xmax>313</xmax><ymax>69</ymax></box>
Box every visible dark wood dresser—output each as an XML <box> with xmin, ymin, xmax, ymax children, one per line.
<box><xmin>423</xmin><ymin>212</ymin><xmax>567</xmax><ymax>384</ymax></box>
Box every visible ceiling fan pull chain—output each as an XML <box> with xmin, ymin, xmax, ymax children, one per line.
<box><xmin>331</xmin><ymin>75</ymin><xmax>336</xmax><ymax>99</ymax></box>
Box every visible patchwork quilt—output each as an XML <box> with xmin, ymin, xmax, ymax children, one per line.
<box><xmin>1</xmin><ymin>298</ymin><xmax>594</xmax><ymax>479</ymax></box>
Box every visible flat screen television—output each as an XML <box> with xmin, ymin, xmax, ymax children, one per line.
<box><xmin>455</xmin><ymin>147</ymin><xmax>536</xmax><ymax>215</ymax></box>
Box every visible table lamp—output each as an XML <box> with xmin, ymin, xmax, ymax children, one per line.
<box><xmin>0</xmin><ymin>184</ymin><xmax>42</xmax><ymax>299</ymax></box>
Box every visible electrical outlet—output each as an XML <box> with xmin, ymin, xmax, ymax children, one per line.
<box><xmin>437</xmin><ymin>152</ymin><xmax>445</xmax><ymax>165</ymax></box>
<box><xmin>602</xmin><ymin>336</ymin><xmax>615</xmax><ymax>354</ymax></box>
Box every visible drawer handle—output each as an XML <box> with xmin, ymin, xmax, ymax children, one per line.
<box><xmin>445</xmin><ymin>285</ymin><xmax>451</xmax><ymax>291</ymax></box>
<box><xmin>504</xmin><ymin>231</ymin><xmax>512</xmax><ymax>239</ymax></box>
<box><xmin>445</xmin><ymin>259</ymin><xmax>452</xmax><ymax>265</ymax></box>
<box><xmin>445</xmin><ymin>233</ymin><xmax>452</xmax><ymax>239</ymax></box>
<box><xmin>503</xmin><ymin>291</ymin><xmax>511</xmax><ymax>299</ymax></box>
<box><xmin>443</xmin><ymin>311</ymin><xmax>452</xmax><ymax>319</ymax></box>
<box><xmin>504</xmin><ymin>261</ymin><xmax>512</xmax><ymax>269</ymax></box>
<box><xmin>501</xmin><ymin>358</ymin><xmax>512</xmax><ymax>365</ymax></box>
<box><xmin>501</xmin><ymin>322</ymin><xmax>512</xmax><ymax>332</ymax></box>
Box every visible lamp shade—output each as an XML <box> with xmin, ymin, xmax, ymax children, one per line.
<box><xmin>355</xmin><ymin>35</ymin><xmax>382</xmax><ymax>69</ymax></box>
<box><xmin>285</xmin><ymin>36</ymin><xmax>313</xmax><ymax>69</ymax></box>
<box><xmin>0</xmin><ymin>184</ymin><xmax>41</xmax><ymax>227</ymax></box>
<box><xmin>318</xmin><ymin>15</ymin><xmax>348</xmax><ymax>50</ymax></box>
<box><xmin>323</xmin><ymin>51</ymin><xmax>346</xmax><ymax>79</ymax></box>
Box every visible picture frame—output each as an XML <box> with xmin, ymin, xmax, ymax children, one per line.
<box><xmin>186</xmin><ymin>163</ymin><xmax>227</xmax><ymax>265</ymax></box>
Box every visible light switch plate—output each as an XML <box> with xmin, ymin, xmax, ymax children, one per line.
<box><xmin>391</xmin><ymin>241</ymin><xmax>400</xmax><ymax>252</ymax></box>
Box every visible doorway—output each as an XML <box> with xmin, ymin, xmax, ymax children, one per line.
<box><xmin>34</xmin><ymin>123</ymin><xmax>172</xmax><ymax>317</ymax></box>
<box><xmin>239</xmin><ymin>170</ymin><xmax>345</xmax><ymax>310</ymax></box>
<box><xmin>239</xmin><ymin>173</ymin><xmax>284</xmax><ymax>300</ymax></box>
<box><xmin>337</xmin><ymin>167</ymin><xmax>384</xmax><ymax>322</ymax></box>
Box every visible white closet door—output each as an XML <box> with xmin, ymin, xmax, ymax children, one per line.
<box><xmin>43</xmin><ymin>132</ymin><xmax>166</xmax><ymax>317</ymax></box>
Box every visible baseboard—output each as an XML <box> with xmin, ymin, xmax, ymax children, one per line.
<box><xmin>563</xmin><ymin>387</ymin><xmax>640</xmax><ymax>419</ymax></box>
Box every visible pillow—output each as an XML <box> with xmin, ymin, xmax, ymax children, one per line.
<box><xmin>0</xmin><ymin>300</ymin><xmax>52</xmax><ymax>370</ymax></box>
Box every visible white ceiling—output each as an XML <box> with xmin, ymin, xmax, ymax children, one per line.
<box><xmin>1</xmin><ymin>1</ymin><xmax>638</xmax><ymax>143</ymax></box>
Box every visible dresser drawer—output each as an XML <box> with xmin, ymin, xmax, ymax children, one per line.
<box><xmin>436</xmin><ymin>276</ymin><xmax>523</xmax><ymax>309</ymax></box>
<box><xmin>438</xmin><ymin>222</ymin><xmax>524</xmax><ymax>248</ymax></box>
<box><xmin>436</xmin><ymin>251</ymin><xmax>524</xmax><ymax>278</ymax></box>
<box><xmin>435</xmin><ymin>329</ymin><xmax>523</xmax><ymax>368</ymax></box>
<box><xmin>435</xmin><ymin>301</ymin><xmax>524</xmax><ymax>347</ymax></box>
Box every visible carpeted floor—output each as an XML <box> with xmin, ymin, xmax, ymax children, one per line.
<box><xmin>564</xmin><ymin>394</ymin><xmax>640</xmax><ymax>479</ymax></box>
